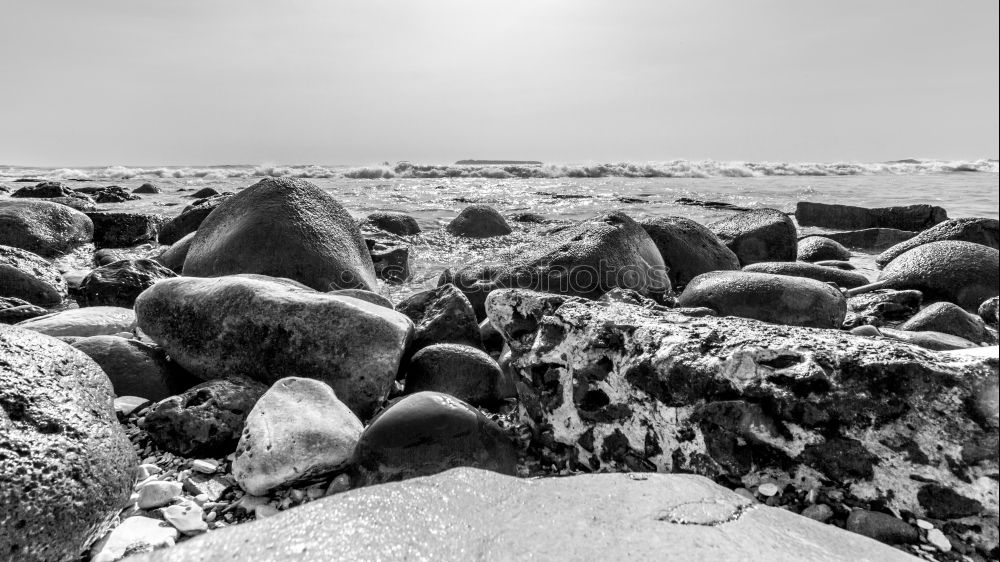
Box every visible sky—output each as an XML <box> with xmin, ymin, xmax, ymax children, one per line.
<box><xmin>1</xmin><ymin>0</ymin><xmax>997</xmax><ymax>166</ymax></box>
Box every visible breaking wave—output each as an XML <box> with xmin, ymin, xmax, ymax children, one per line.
<box><xmin>2</xmin><ymin>159</ymin><xmax>996</xmax><ymax>182</ymax></box>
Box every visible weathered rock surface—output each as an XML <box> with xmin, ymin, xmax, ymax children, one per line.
<box><xmin>796</xmin><ymin>201</ymin><xmax>948</xmax><ymax>231</ymax></box>
<box><xmin>367</xmin><ymin>239</ymin><xmax>410</xmax><ymax>284</ymax></box>
<box><xmin>354</xmin><ymin>392</ymin><xmax>518</xmax><ymax>484</ymax></box>
<box><xmin>90</xmin><ymin>516</ymin><xmax>178</xmax><ymax>562</ymax></box>
<box><xmin>71</xmin><ymin>335</ymin><xmax>198</xmax><ymax>401</ymax></box>
<box><xmin>677</xmin><ymin>271</ymin><xmax>847</xmax><ymax>328</ymax></box>
<box><xmin>142</xmin><ymin>377</ymin><xmax>267</xmax><ymax>456</ymax></box>
<box><xmin>899</xmin><ymin>301</ymin><xmax>995</xmax><ymax>344</ymax></box>
<box><xmin>75</xmin><ymin>258</ymin><xmax>177</xmax><ymax>308</ymax></box>
<box><xmin>135</xmin><ymin>275</ymin><xmax>412</xmax><ymax>418</ymax></box>
<box><xmin>364</xmin><ymin>211</ymin><xmax>421</xmax><ymax>235</ymax></box>
<box><xmin>1</xmin><ymin>324</ymin><xmax>137</xmax><ymax>562</ymax></box>
<box><xmin>742</xmin><ymin>261</ymin><xmax>869</xmax><ymax>289</ymax></box>
<box><xmin>876</xmin><ymin>217</ymin><xmax>1000</xmax><ymax>268</ymax></box>
<box><xmin>403</xmin><ymin>344</ymin><xmax>513</xmax><ymax>407</ymax></box>
<box><xmin>16</xmin><ymin>306</ymin><xmax>137</xmax><ymax>337</ymax></box>
<box><xmin>0</xmin><ymin>199</ymin><xmax>94</xmax><ymax>256</ymax></box>
<box><xmin>233</xmin><ymin>377</ymin><xmax>364</xmax><ymax>495</ymax></box>
<box><xmin>131</xmin><ymin>468</ymin><xmax>919</xmax><ymax>562</ymax></box>
<box><xmin>822</xmin><ymin>228</ymin><xmax>917</xmax><ymax>250</ymax></box>
<box><xmin>845</xmin><ymin>290</ymin><xmax>922</xmax><ymax>328</ymax></box>
<box><xmin>183</xmin><ymin>178</ymin><xmax>377</xmax><ymax>291</ymax></box>
<box><xmin>710</xmin><ymin>209</ymin><xmax>797</xmax><ymax>266</ymax></box>
<box><xmin>10</xmin><ymin>181</ymin><xmax>78</xmax><ymax>199</ymax></box>
<box><xmin>446</xmin><ymin>204</ymin><xmax>512</xmax><ymax>238</ymax></box>
<box><xmin>981</xmin><ymin>297</ymin><xmax>999</xmax><ymax>325</ymax></box>
<box><xmin>396</xmin><ymin>283</ymin><xmax>483</xmax><ymax>352</ymax></box>
<box><xmin>796</xmin><ymin>236</ymin><xmax>851</xmax><ymax>262</ymax></box>
<box><xmin>485</xmin><ymin>289</ymin><xmax>998</xmax><ymax>524</ymax></box>
<box><xmin>77</xmin><ymin>185</ymin><xmax>141</xmax><ymax>203</ymax></box>
<box><xmin>639</xmin><ymin>216</ymin><xmax>740</xmax><ymax>288</ymax></box>
<box><xmin>155</xmin><ymin>231</ymin><xmax>195</xmax><ymax>273</ymax></box>
<box><xmin>452</xmin><ymin>212</ymin><xmax>669</xmax><ymax>318</ymax></box>
<box><xmin>878</xmin><ymin>240</ymin><xmax>999</xmax><ymax>310</ymax></box>
<box><xmin>157</xmin><ymin>193</ymin><xmax>232</xmax><ymax>245</ymax></box>
<box><xmin>86</xmin><ymin>211</ymin><xmax>165</xmax><ymax>248</ymax></box>
<box><xmin>0</xmin><ymin>244</ymin><xmax>67</xmax><ymax>306</ymax></box>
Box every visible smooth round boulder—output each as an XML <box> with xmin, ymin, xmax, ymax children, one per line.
<box><xmin>404</xmin><ymin>344</ymin><xmax>512</xmax><ymax>407</ymax></box>
<box><xmin>876</xmin><ymin>217</ymin><xmax>999</xmax><ymax>268</ymax></box>
<box><xmin>86</xmin><ymin>212</ymin><xmax>164</xmax><ymax>248</ymax></box>
<box><xmin>878</xmin><ymin>241</ymin><xmax>999</xmax><ymax>310</ymax></box>
<box><xmin>1</xmin><ymin>324</ymin><xmax>137</xmax><ymax>562</ymax></box>
<box><xmin>797</xmin><ymin>236</ymin><xmax>852</xmax><ymax>262</ymax></box>
<box><xmin>446</xmin><ymin>204</ymin><xmax>512</xmax><ymax>238</ymax></box>
<box><xmin>742</xmin><ymin>261</ymin><xmax>869</xmax><ymax>289</ymax></box>
<box><xmin>233</xmin><ymin>377</ymin><xmax>364</xmax><ymax>495</ymax></box>
<box><xmin>639</xmin><ymin>216</ymin><xmax>740</xmax><ymax>288</ymax></box>
<box><xmin>353</xmin><ymin>391</ymin><xmax>518</xmax><ymax>484</ymax></box>
<box><xmin>0</xmin><ymin>244</ymin><xmax>67</xmax><ymax>306</ymax></box>
<box><xmin>135</xmin><ymin>275</ymin><xmax>413</xmax><ymax>419</ymax></box>
<box><xmin>71</xmin><ymin>335</ymin><xmax>198</xmax><ymax>400</ymax></box>
<box><xmin>16</xmin><ymin>306</ymin><xmax>137</xmax><ymax>337</ymax></box>
<box><xmin>898</xmin><ymin>301</ymin><xmax>994</xmax><ymax>344</ymax></box>
<box><xmin>157</xmin><ymin>193</ymin><xmax>232</xmax><ymax>245</ymax></box>
<box><xmin>182</xmin><ymin>178</ymin><xmax>377</xmax><ymax>291</ymax></box>
<box><xmin>141</xmin><ymin>377</ymin><xmax>267</xmax><ymax>456</ymax></box>
<box><xmin>677</xmin><ymin>271</ymin><xmax>847</xmax><ymax>328</ymax></box>
<box><xmin>710</xmin><ymin>209</ymin><xmax>797</xmax><ymax>266</ymax></box>
<box><xmin>189</xmin><ymin>187</ymin><xmax>219</xmax><ymax>198</ymax></box>
<box><xmin>133</xmin><ymin>183</ymin><xmax>161</xmax><ymax>194</ymax></box>
<box><xmin>155</xmin><ymin>231</ymin><xmax>196</xmax><ymax>273</ymax></box>
<box><xmin>75</xmin><ymin>258</ymin><xmax>177</xmax><ymax>308</ymax></box>
<box><xmin>396</xmin><ymin>283</ymin><xmax>483</xmax><ymax>352</ymax></box>
<box><xmin>0</xmin><ymin>200</ymin><xmax>94</xmax><ymax>257</ymax></box>
<box><xmin>365</xmin><ymin>211</ymin><xmax>422</xmax><ymax>236</ymax></box>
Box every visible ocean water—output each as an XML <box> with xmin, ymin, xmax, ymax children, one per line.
<box><xmin>3</xmin><ymin>160</ymin><xmax>997</xmax><ymax>300</ymax></box>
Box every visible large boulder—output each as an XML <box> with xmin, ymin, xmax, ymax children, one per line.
<box><xmin>638</xmin><ymin>216</ymin><xmax>740</xmax><ymax>288</ymax></box>
<box><xmin>1</xmin><ymin>325</ymin><xmax>137</xmax><ymax>562</ymax></box>
<box><xmin>878</xmin><ymin>241</ymin><xmax>999</xmax><ymax>310</ymax></box>
<box><xmin>233</xmin><ymin>377</ymin><xmax>364</xmax><ymax>495</ymax></box>
<box><xmin>75</xmin><ymin>258</ymin><xmax>177</xmax><ymax>308</ymax></box>
<box><xmin>403</xmin><ymin>344</ymin><xmax>513</xmax><ymax>407</ymax></box>
<box><xmin>396</xmin><ymin>283</ymin><xmax>482</xmax><ymax>352</ymax></box>
<box><xmin>16</xmin><ymin>306</ymin><xmax>137</xmax><ymax>338</ymax></box>
<box><xmin>0</xmin><ymin>200</ymin><xmax>94</xmax><ymax>257</ymax></box>
<box><xmin>182</xmin><ymin>178</ymin><xmax>377</xmax><ymax>291</ymax></box>
<box><xmin>677</xmin><ymin>271</ymin><xmax>847</xmax><ymax>328</ymax></box>
<box><xmin>875</xmin><ymin>217</ymin><xmax>1000</xmax><ymax>268</ymax></box>
<box><xmin>364</xmin><ymin>211</ymin><xmax>421</xmax><ymax>236</ymax></box>
<box><xmin>446</xmin><ymin>204</ymin><xmax>512</xmax><ymax>238</ymax></box>
<box><xmin>452</xmin><ymin>212</ymin><xmax>669</xmax><ymax>318</ymax></box>
<box><xmin>898</xmin><ymin>301</ymin><xmax>995</xmax><ymax>344</ymax></box>
<box><xmin>0</xmin><ymin>244</ymin><xmax>67</xmax><ymax>306</ymax></box>
<box><xmin>710</xmin><ymin>209</ymin><xmax>797</xmax><ymax>266</ymax></box>
<box><xmin>86</xmin><ymin>212</ymin><xmax>165</xmax><ymax>248</ymax></box>
<box><xmin>485</xmin><ymin>290</ymin><xmax>997</xmax><ymax>529</ymax></box>
<box><xmin>822</xmin><ymin>228</ymin><xmax>917</xmax><ymax>250</ymax></box>
<box><xmin>131</xmin><ymin>468</ymin><xmax>920</xmax><ymax>562</ymax></box>
<box><xmin>157</xmin><ymin>193</ymin><xmax>232</xmax><ymax>245</ymax></box>
<box><xmin>70</xmin><ymin>335</ymin><xmax>198</xmax><ymax>400</ymax></box>
<box><xmin>134</xmin><ymin>275</ymin><xmax>412</xmax><ymax>419</ymax></box>
<box><xmin>795</xmin><ymin>201</ymin><xmax>948</xmax><ymax>231</ymax></box>
<box><xmin>742</xmin><ymin>261</ymin><xmax>869</xmax><ymax>289</ymax></box>
<box><xmin>796</xmin><ymin>236</ymin><xmax>851</xmax><ymax>262</ymax></box>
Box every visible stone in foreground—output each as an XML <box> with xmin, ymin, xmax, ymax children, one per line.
<box><xmin>875</xmin><ymin>217</ymin><xmax>999</xmax><ymax>268</ymax></box>
<box><xmin>878</xmin><ymin>240</ymin><xmax>999</xmax><ymax>310</ymax></box>
<box><xmin>130</xmin><ymin>468</ymin><xmax>918</xmax><ymax>562</ymax></box>
<box><xmin>0</xmin><ymin>199</ymin><xmax>94</xmax><ymax>257</ymax></box>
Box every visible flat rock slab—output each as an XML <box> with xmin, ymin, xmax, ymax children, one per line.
<box><xmin>133</xmin><ymin>468</ymin><xmax>917</xmax><ymax>562</ymax></box>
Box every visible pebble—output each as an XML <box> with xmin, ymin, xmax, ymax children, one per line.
<box><xmin>757</xmin><ymin>482</ymin><xmax>779</xmax><ymax>497</ymax></box>
<box><xmin>801</xmin><ymin>504</ymin><xmax>833</xmax><ymax>523</ymax></box>
<box><xmin>191</xmin><ymin>459</ymin><xmax>219</xmax><ymax>474</ymax></box>
<box><xmin>205</xmin><ymin>510</ymin><xmax>217</xmax><ymax>523</ymax></box>
<box><xmin>306</xmin><ymin>485</ymin><xmax>325</xmax><ymax>500</ymax></box>
<box><xmin>137</xmin><ymin>480</ymin><xmax>183</xmax><ymax>509</ymax></box>
<box><xmin>255</xmin><ymin>504</ymin><xmax>281</xmax><ymax>518</ymax></box>
<box><xmin>162</xmin><ymin>501</ymin><xmax>208</xmax><ymax>535</ymax></box>
<box><xmin>136</xmin><ymin>463</ymin><xmax>162</xmax><ymax>480</ymax></box>
<box><xmin>326</xmin><ymin>473</ymin><xmax>351</xmax><ymax>496</ymax></box>
<box><xmin>916</xmin><ymin>519</ymin><xmax>934</xmax><ymax>530</ymax></box>
<box><xmin>926</xmin><ymin>528</ymin><xmax>951</xmax><ymax>552</ymax></box>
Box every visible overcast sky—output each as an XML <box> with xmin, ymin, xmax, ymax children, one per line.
<box><xmin>1</xmin><ymin>0</ymin><xmax>997</xmax><ymax>166</ymax></box>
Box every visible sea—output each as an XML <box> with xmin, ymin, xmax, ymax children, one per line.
<box><xmin>3</xmin><ymin>159</ymin><xmax>997</xmax><ymax>300</ymax></box>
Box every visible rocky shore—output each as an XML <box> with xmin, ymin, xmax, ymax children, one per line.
<box><xmin>1</xmin><ymin>178</ymin><xmax>998</xmax><ymax>562</ymax></box>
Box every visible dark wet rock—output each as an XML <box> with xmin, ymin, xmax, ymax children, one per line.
<box><xmin>878</xmin><ymin>241</ymin><xmax>999</xmax><ymax>310</ymax></box>
<box><xmin>189</xmin><ymin>187</ymin><xmax>219</xmax><ymax>198</ymax></box>
<box><xmin>742</xmin><ymin>261</ymin><xmax>869</xmax><ymax>289</ymax></box>
<box><xmin>353</xmin><ymin>392</ymin><xmax>518</xmax><ymax>484</ymax></box>
<box><xmin>795</xmin><ymin>201</ymin><xmax>947</xmax><ymax>231</ymax></box>
<box><xmin>677</xmin><ymin>271</ymin><xmax>847</xmax><ymax>328</ymax></box>
<box><xmin>93</xmin><ymin>248</ymin><xmax>141</xmax><ymax>267</ymax></box>
<box><xmin>813</xmin><ymin>260</ymin><xmax>854</xmax><ymax>270</ymax></box>
<box><xmin>403</xmin><ymin>344</ymin><xmax>513</xmax><ymax>407</ymax></box>
<box><xmin>845</xmin><ymin>509</ymin><xmax>919</xmax><ymax>544</ymax></box>
<box><xmin>0</xmin><ymin>297</ymin><xmax>48</xmax><ymax>324</ymax></box>
<box><xmin>365</xmin><ymin>211</ymin><xmax>421</xmax><ymax>235</ymax></box>
<box><xmin>0</xmin><ymin>324</ymin><xmax>136</xmax><ymax>562</ymax></box>
<box><xmin>75</xmin><ymin>258</ymin><xmax>177</xmax><ymax>308</ymax></box>
<box><xmin>980</xmin><ymin>297</ymin><xmax>999</xmax><ymax>325</ymax></box>
<box><xmin>85</xmin><ymin>211</ymin><xmax>165</xmax><ymax>248</ymax></box>
<box><xmin>368</xmin><ymin>240</ymin><xmax>410</xmax><ymax>284</ymax></box>
<box><xmin>453</xmin><ymin>211</ymin><xmax>669</xmax><ymax>318</ymax></box>
<box><xmin>797</xmin><ymin>236</ymin><xmax>851</xmax><ymax>262</ymax></box>
<box><xmin>485</xmin><ymin>289</ymin><xmax>996</xmax><ymax>520</ymax></box>
<box><xmin>710</xmin><ymin>209</ymin><xmax>797</xmax><ymax>266</ymax></box>
<box><xmin>876</xmin><ymin>217</ymin><xmax>1000</xmax><ymax>268</ymax></box>
<box><xmin>396</xmin><ymin>283</ymin><xmax>482</xmax><ymax>352</ymax></box>
<box><xmin>155</xmin><ymin>231</ymin><xmax>195</xmax><ymax>273</ymax></box>
<box><xmin>639</xmin><ymin>216</ymin><xmax>740</xmax><ymax>288</ymax></box>
<box><xmin>10</xmin><ymin>181</ymin><xmax>78</xmax><ymax>199</ymax></box>
<box><xmin>0</xmin><ymin>200</ymin><xmax>94</xmax><ymax>257</ymax></box>
<box><xmin>918</xmin><ymin>484</ymin><xmax>984</xmax><ymax>519</ymax></box>
<box><xmin>135</xmin><ymin>275</ymin><xmax>412</xmax><ymax>419</ymax></box>
<box><xmin>44</xmin><ymin>196</ymin><xmax>98</xmax><ymax>212</ymax></box>
<box><xmin>157</xmin><ymin>193</ymin><xmax>233</xmax><ymax>245</ymax></box>
<box><xmin>0</xmin><ymin>245</ymin><xmax>67</xmax><ymax>306</ymax></box>
<box><xmin>675</xmin><ymin>198</ymin><xmax>754</xmax><ymax>212</ymax></box>
<box><xmin>479</xmin><ymin>317</ymin><xmax>504</xmax><ymax>354</ymax></box>
<box><xmin>133</xmin><ymin>183</ymin><xmax>161</xmax><ymax>194</ymax></box>
<box><xmin>822</xmin><ymin>228</ymin><xmax>918</xmax><ymax>250</ymax></box>
<box><xmin>509</xmin><ymin>212</ymin><xmax>551</xmax><ymax>224</ymax></box>
<box><xmin>77</xmin><ymin>185</ymin><xmax>140</xmax><ymax>203</ymax></box>
<box><xmin>845</xmin><ymin>289</ymin><xmax>922</xmax><ymax>328</ymax></box>
<box><xmin>183</xmin><ymin>178</ymin><xmax>377</xmax><ymax>291</ymax></box>
<box><xmin>71</xmin><ymin>335</ymin><xmax>198</xmax><ymax>401</ymax></box>
<box><xmin>874</xmin><ymin>327</ymin><xmax>979</xmax><ymax>351</ymax></box>
<box><xmin>328</xmin><ymin>288</ymin><xmax>393</xmax><ymax>309</ymax></box>
<box><xmin>446</xmin><ymin>204</ymin><xmax>512</xmax><ymax>238</ymax></box>
<box><xmin>141</xmin><ymin>376</ymin><xmax>267</xmax><ymax>457</ymax></box>
<box><xmin>900</xmin><ymin>301</ymin><xmax>995</xmax><ymax>344</ymax></box>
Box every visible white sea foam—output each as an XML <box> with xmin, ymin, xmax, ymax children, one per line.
<box><xmin>1</xmin><ymin>159</ymin><xmax>995</xmax><ymax>181</ymax></box>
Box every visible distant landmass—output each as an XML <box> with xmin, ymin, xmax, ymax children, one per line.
<box><xmin>455</xmin><ymin>159</ymin><xmax>543</xmax><ymax>165</ymax></box>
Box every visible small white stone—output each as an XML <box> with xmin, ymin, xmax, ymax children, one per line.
<box><xmin>162</xmin><ymin>501</ymin><xmax>208</xmax><ymax>535</ymax></box>
<box><xmin>191</xmin><ymin>459</ymin><xmax>218</xmax><ymax>474</ymax></box>
<box><xmin>136</xmin><ymin>480</ymin><xmax>183</xmax><ymax>510</ymax></box>
<box><xmin>306</xmin><ymin>485</ymin><xmax>325</xmax><ymax>500</ymax></box>
<box><xmin>255</xmin><ymin>504</ymin><xmax>281</xmax><ymax>519</ymax></box>
<box><xmin>916</xmin><ymin>519</ymin><xmax>934</xmax><ymax>530</ymax></box>
<box><xmin>926</xmin><ymin>529</ymin><xmax>951</xmax><ymax>552</ymax></box>
<box><xmin>136</xmin><ymin>464</ymin><xmax>162</xmax><ymax>480</ymax></box>
<box><xmin>326</xmin><ymin>473</ymin><xmax>351</xmax><ymax>496</ymax></box>
<box><xmin>757</xmin><ymin>482</ymin><xmax>779</xmax><ymax>497</ymax></box>
<box><xmin>193</xmin><ymin>493</ymin><xmax>209</xmax><ymax>505</ymax></box>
